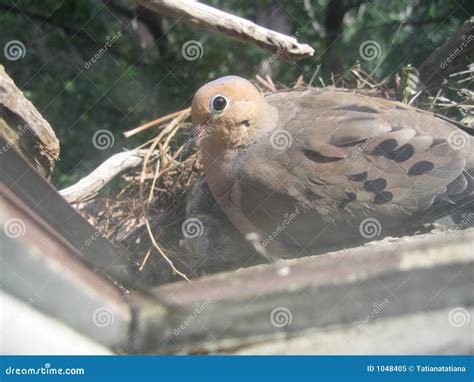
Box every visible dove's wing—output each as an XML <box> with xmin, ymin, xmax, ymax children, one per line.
<box><xmin>233</xmin><ymin>89</ymin><xmax>473</xmax><ymax>249</ymax></box>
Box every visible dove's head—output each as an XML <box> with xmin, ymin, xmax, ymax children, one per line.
<box><xmin>192</xmin><ymin>76</ymin><xmax>270</xmax><ymax>148</ymax></box>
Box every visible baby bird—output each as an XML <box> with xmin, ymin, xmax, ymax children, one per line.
<box><xmin>192</xmin><ymin>76</ymin><xmax>473</xmax><ymax>258</ymax></box>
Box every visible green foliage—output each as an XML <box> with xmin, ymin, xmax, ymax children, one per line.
<box><xmin>1</xmin><ymin>0</ymin><xmax>469</xmax><ymax>186</ymax></box>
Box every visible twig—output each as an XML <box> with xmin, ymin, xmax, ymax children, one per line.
<box><xmin>123</xmin><ymin>108</ymin><xmax>190</xmax><ymax>138</ymax></box>
<box><xmin>59</xmin><ymin>149</ymin><xmax>151</xmax><ymax>204</ymax></box>
<box><xmin>255</xmin><ymin>75</ymin><xmax>276</xmax><ymax>92</ymax></box>
<box><xmin>136</xmin><ymin>0</ymin><xmax>314</xmax><ymax>61</ymax></box>
<box><xmin>138</xmin><ymin>109</ymin><xmax>191</xmax><ymax>280</ymax></box>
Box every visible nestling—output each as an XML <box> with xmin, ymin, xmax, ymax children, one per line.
<box><xmin>192</xmin><ymin>76</ymin><xmax>473</xmax><ymax>258</ymax></box>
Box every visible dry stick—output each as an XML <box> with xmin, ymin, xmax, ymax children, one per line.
<box><xmin>139</xmin><ymin>110</ymin><xmax>191</xmax><ymax>280</ymax></box>
<box><xmin>123</xmin><ymin>108</ymin><xmax>190</xmax><ymax>138</ymax></box>
<box><xmin>59</xmin><ymin>149</ymin><xmax>151</xmax><ymax>204</ymax></box>
<box><xmin>255</xmin><ymin>75</ymin><xmax>276</xmax><ymax>92</ymax></box>
<box><xmin>139</xmin><ymin>248</ymin><xmax>152</xmax><ymax>271</ymax></box>
<box><xmin>136</xmin><ymin>0</ymin><xmax>314</xmax><ymax>62</ymax></box>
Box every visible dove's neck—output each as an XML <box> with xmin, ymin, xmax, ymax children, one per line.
<box><xmin>201</xmin><ymin>100</ymin><xmax>278</xmax><ymax>205</ymax></box>
<box><xmin>201</xmin><ymin>139</ymin><xmax>239</xmax><ymax>205</ymax></box>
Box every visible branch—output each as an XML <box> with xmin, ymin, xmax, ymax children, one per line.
<box><xmin>59</xmin><ymin>149</ymin><xmax>153</xmax><ymax>204</ymax></box>
<box><xmin>136</xmin><ymin>0</ymin><xmax>314</xmax><ymax>62</ymax></box>
<box><xmin>419</xmin><ymin>17</ymin><xmax>474</xmax><ymax>93</ymax></box>
<box><xmin>0</xmin><ymin>65</ymin><xmax>59</xmax><ymax>177</ymax></box>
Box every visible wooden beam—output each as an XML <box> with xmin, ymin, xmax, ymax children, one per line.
<box><xmin>131</xmin><ymin>227</ymin><xmax>474</xmax><ymax>353</ymax></box>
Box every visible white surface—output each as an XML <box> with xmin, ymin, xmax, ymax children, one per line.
<box><xmin>0</xmin><ymin>291</ymin><xmax>112</xmax><ymax>355</ymax></box>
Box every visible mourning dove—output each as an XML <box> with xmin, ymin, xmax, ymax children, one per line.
<box><xmin>192</xmin><ymin>76</ymin><xmax>473</xmax><ymax>258</ymax></box>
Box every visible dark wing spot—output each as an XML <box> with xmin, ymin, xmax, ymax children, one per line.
<box><xmin>348</xmin><ymin>172</ymin><xmax>368</xmax><ymax>181</ymax></box>
<box><xmin>345</xmin><ymin>192</ymin><xmax>357</xmax><ymax>201</ymax></box>
<box><xmin>373</xmin><ymin>191</ymin><xmax>393</xmax><ymax>204</ymax></box>
<box><xmin>371</xmin><ymin>138</ymin><xmax>398</xmax><ymax>156</ymax></box>
<box><xmin>331</xmin><ymin>105</ymin><xmax>379</xmax><ymax>113</ymax></box>
<box><xmin>338</xmin><ymin>192</ymin><xmax>357</xmax><ymax>209</ymax></box>
<box><xmin>387</xmin><ymin>143</ymin><xmax>414</xmax><ymax>162</ymax></box>
<box><xmin>364</xmin><ymin>178</ymin><xmax>387</xmax><ymax>192</ymax></box>
<box><xmin>408</xmin><ymin>161</ymin><xmax>434</xmax><ymax>176</ymax></box>
<box><xmin>304</xmin><ymin>149</ymin><xmax>343</xmax><ymax>163</ymax></box>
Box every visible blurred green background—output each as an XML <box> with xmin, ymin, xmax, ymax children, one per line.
<box><xmin>1</xmin><ymin>0</ymin><xmax>471</xmax><ymax>186</ymax></box>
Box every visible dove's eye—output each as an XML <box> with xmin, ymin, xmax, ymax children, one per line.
<box><xmin>210</xmin><ymin>94</ymin><xmax>228</xmax><ymax>113</ymax></box>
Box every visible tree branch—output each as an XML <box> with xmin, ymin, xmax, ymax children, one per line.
<box><xmin>59</xmin><ymin>149</ymin><xmax>154</xmax><ymax>204</ymax></box>
<box><xmin>136</xmin><ymin>0</ymin><xmax>314</xmax><ymax>62</ymax></box>
<box><xmin>419</xmin><ymin>17</ymin><xmax>474</xmax><ymax>93</ymax></box>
